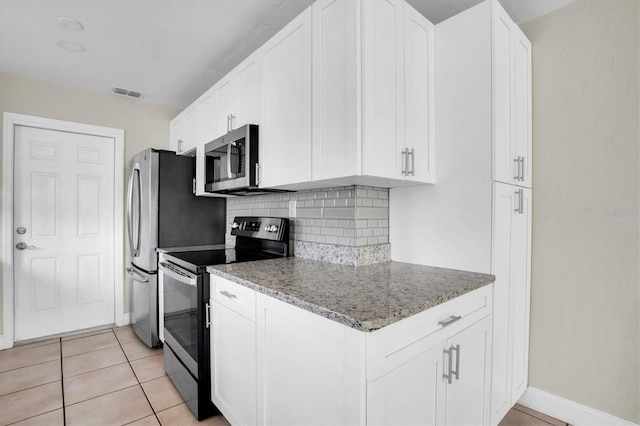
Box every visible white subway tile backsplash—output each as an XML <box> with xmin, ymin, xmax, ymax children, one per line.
<box><xmin>227</xmin><ymin>185</ymin><xmax>389</xmax><ymax>250</ymax></box>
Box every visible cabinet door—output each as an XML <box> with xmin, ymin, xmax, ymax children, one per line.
<box><xmin>181</xmin><ymin>106</ymin><xmax>198</xmax><ymax>154</ymax></box>
<box><xmin>210</xmin><ymin>300</ymin><xmax>256</xmax><ymax>426</ymax></box>
<box><xmin>513</xmin><ymin>26</ymin><xmax>532</xmax><ymax>188</ymax></box>
<box><xmin>198</xmin><ymin>90</ymin><xmax>216</xmax><ymax>145</ymax></box>
<box><xmin>491</xmin><ymin>4</ymin><xmax>516</xmax><ymax>185</ymax></box>
<box><xmin>510</xmin><ymin>187</ymin><xmax>531</xmax><ymax>400</ymax></box>
<box><xmin>362</xmin><ymin>0</ymin><xmax>404</xmax><ymax>180</ymax></box>
<box><xmin>256</xmin><ymin>293</ymin><xmax>365</xmax><ymax>426</ymax></box>
<box><xmin>235</xmin><ymin>52</ymin><xmax>262</xmax><ymax>129</ymax></box>
<box><xmin>260</xmin><ymin>7</ymin><xmax>312</xmax><ymax>188</ymax></box>
<box><xmin>311</xmin><ymin>0</ymin><xmax>358</xmax><ymax>181</ymax></box>
<box><xmin>169</xmin><ymin>114</ymin><xmax>184</xmax><ymax>153</ymax></box>
<box><xmin>444</xmin><ymin>315</ymin><xmax>492</xmax><ymax>426</ymax></box>
<box><xmin>404</xmin><ymin>2</ymin><xmax>435</xmax><ymax>183</ymax></box>
<box><xmin>213</xmin><ymin>74</ymin><xmax>236</xmax><ymax>139</ymax></box>
<box><xmin>490</xmin><ymin>182</ymin><xmax>516</xmax><ymax>424</ymax></box>
<box><xmin>367</xmin><ymin>342</ymin><xmax>445</xmax><ymax>425</ymax></box>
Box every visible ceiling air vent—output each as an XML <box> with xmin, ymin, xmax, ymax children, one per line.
<box><xmin>112</xmin><ymin>87</ymin><xmax>144</xmax><ymax>99</ymax></box>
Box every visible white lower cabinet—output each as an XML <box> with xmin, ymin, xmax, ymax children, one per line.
<box><xmin>255</xmin><ymin>292</ymin><xmax>366</xmax><ymax>425</ymax></box>
<box><xmin>367</xmin><ymin>289</ymin><xmax>493</xmax><ymax>426</ymax></box>
<box><xmin>490</xmin><ymin>182</ymin><xmax>532</xmax><ymax>424</ymax></box>
<box><xmin>210</xmin><ymin>274</ymin><xmax>493</xmax><ymax>426</ymax></box>
<box><xmin>210</xmin><ymin>278</ymin><xmax>257</xmax><ymax>425</ymax></box>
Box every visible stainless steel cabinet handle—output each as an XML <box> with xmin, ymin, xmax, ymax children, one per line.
<box><xmin>226</xmin><ymin>115</ymin><xmax>230</xmax><ymax>133</ymax></box>
<box><xmin>230</xmin><ymin>114</ymin><xmax>236</xmax><ymax>131</ymax></box>
<box><xmin>409</xmin><ymin>148</ymin><xmax>415</xmax><ymax>176</ymax></box>
<box><xmin>205</xmin><ymin>302</ymin><xmax>211</xmax><ymax>328</ymax></box>
<box><xmin>515</xmin><ymin>189</ymin><xmax>524</xmax><ymax>214</ymax></box>
<box><xmin>513</xmin><ymin>157</ymin><xmax>520</xmax><ymax>180</ymax></box>
<box><xmin>15</xmin><ymin>242</ymin><xmax>37</xmax><ymax>250</ymax></box>
<box><xmin>220</xmin><ymin>290</ymin><xmax>237</xmax><ymax>299</ymax></box>
<box><xmin>451</xmin><ymin>344</ymin><xmax>460</xmax><ymax>381</ymax></box>
<box><xmin>443</xmin><ymin>346</ymin><xmax>454</xmax><ymax>384</ymax></box>
<box><xmin>438</xmin><ymin>315</ymin><xmax>462</xmax><ymax>328</ymax></box>
<box><xmin>255</xmin><ymin>163</ymin><xmax>261</xmax><ymax>186</ymax></box>
<box><xmin>401</xmin><ymin>149</ymin><xmax>408</xmax><ymax>175</ymax></box>
<box><xmin>519</xmin><ymin>188</ymin><xmax>524</xmax><ymax>214</ymax></box>
<box><xmin>192</xmin><ymin>178</ymin><xmax>197</xmax><ymax>195</ymax></box>
<box><xmin>520</xmin><ymin>156</ymin><xmax>525</xmax><ymax>181</ymax></box>
<box><xmin>178</xmin><ymin>139</ymin><xmax>183</xmax><ymax>153</ymax></box>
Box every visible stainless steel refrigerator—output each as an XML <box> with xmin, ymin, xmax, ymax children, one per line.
<box><xmin>126</xmin><ymin>149</ymin><xmax>225</xmax><ymax>347</ymax></box>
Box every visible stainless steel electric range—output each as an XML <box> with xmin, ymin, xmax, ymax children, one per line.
<box><xmin>159</xmin><ymin>216</ymin><xmax>289</xmax><ymax>420</ymax></box>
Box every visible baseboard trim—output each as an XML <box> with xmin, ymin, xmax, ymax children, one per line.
<box><xmin>118</xmin><ymin>313</ymin><xmax>131</xmax><ymax>327</ymax></box>
<box><xmin>519</xmin><ymin>387</ymin><xmax>638</xmax><ymax>426</ymax></box>
<box><xmin>0</xmin><ymin>334</ymin><xmax>11</xmax><ymax>350</ymax></box>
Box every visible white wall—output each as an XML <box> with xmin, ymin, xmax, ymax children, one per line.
<box><xmin>0</xmin><ymin>71</ymin><xmax>180</xmax><ymax>334</ymax></box>
<box><xmin>520</xmin><ymin>0</ymin><xmax>639</xmax><ymax>422</ymax></box>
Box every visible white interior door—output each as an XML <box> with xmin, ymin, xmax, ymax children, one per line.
<box><xmin>13</xmin><ymin>125</ymin><xmax>116</xmax><ymax>341</ymax></box>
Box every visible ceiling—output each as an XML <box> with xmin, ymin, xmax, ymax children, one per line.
<box><xmin>0</xmin><ymin>0</ymin><xmax>574</xmax><ymax>110</ymax></box>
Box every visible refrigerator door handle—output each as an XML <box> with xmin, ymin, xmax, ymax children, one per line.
<box><xmin>126</xmin><ymin>267</ymin><xmax>149</xmax><ymax>283</ymax></box>
<box><xmin>127</xmin><ymin>162</ymin><xmax>141</xmax><ymax>257</ymax></box>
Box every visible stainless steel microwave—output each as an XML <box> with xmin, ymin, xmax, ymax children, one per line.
<box><xmin>204</xmin><ymin>124</ymin><xmax>258</xmax><ymax>194</ymax></box>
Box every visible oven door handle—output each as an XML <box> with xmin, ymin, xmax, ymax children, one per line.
<box><xmin>159</xmin><ymin>261</ymin><xmax>198</xmax><ymax>287</ymax></box>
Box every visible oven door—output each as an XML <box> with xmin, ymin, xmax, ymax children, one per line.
<box><xmin>159</xmin><ymin>260</ymin><xmax>200</xmax><ymax>377</ymax></box>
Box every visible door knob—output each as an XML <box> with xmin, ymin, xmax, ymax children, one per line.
<box><xmin>16</xmin><ymin>242</ymin><xmax>37</xmax><ymax>250</ymax></box>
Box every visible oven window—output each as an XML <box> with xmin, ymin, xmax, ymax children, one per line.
<box><xmin>163</xmin><ymin>273</ymin><xmax>198</xmax><ymax>363</ymax></box>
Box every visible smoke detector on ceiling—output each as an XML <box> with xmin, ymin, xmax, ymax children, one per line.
<box><xmin>112</xmin><ymin>87</ymin><xmax>144</xmax><ymax>99</ymax></box>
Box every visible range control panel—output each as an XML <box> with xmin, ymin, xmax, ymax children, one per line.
<box><xmin>230</xmin><ymin>216</ymin><xmax>289</xmax><ymax>241</ymax></box>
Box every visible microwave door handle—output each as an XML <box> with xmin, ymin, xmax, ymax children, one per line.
<box><xmin>226</xmin><ymin>141</ymin><xmax>232</xmax><ymax>180</ymax></box>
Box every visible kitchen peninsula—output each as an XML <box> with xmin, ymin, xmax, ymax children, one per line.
<box><xmin>207</xmin><ymin>258</ymin><xmax>495</xmax><ymax>425</ymax></box>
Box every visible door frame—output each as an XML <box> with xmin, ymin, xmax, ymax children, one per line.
<box><xmin>1</xmin><ymin>112</ymin><xmax>125</xmax><ymax>349</ymax></box>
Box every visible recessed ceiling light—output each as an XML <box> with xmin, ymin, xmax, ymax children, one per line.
<box><xmin>57</xmin><ymin>40</ymin><xmax>86</xmax><ymax>53</ymax></box>
<box><xmin>57</xmin><ymin>16</ymin><xmax>84</xmax><ymax>31</ymax></box>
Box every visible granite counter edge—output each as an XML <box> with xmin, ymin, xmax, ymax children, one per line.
<box><xmin>206</xmin><ymin>266</ymin><xmax>495</xmax><ymax>332</ymax></box>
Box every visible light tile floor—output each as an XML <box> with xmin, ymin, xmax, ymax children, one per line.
<box><xmin>1</xmin><ymin>325</ymin><xmax>568</xmax><ymax>426</ymax></box>
<box><xmin>0</xmin><ymin>326</ymin><xmax>230</xmax><ymax>426</ymax></box>
<box><xmin>499</xmin><ymin>403</ymin><xmax>569</xmax><ymax>426</ymax></box>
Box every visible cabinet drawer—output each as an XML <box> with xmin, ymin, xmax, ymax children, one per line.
<box><xmin>211</xmin><ymin>275</ymin><xmax>256</xmax><ymax>322</ymax></box>
<box><xmin>366</xmin><ymin>285</ymin><xmax>492</xmax><ymax>381</ymax></box>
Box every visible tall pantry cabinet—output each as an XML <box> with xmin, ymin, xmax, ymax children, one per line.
<box><xmin>390</xmin><ymin>1</ymin><xmax>532</xmax><ymax>424</ymax></box>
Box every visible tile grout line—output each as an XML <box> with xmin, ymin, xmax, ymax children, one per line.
<box><xmin>114</xmin><ymin>328</ymin><xmax>164</xmax><ymax>425</ymax></box>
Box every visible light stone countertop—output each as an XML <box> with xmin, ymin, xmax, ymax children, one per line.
<box><xmin>207</xmin><ymin>257</ymin><xmax>494</xmax><ymax>332</ymax></box>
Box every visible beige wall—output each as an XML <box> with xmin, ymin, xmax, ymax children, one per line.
<box><xmin>0</xmin><ymin>71</ymin><xmax>181</xmax><ymax>335</ymax></box>
<box><xmin>521</xmin><ymin>0</ymin><xmax>639</xmax><ymax>422</ymax></box>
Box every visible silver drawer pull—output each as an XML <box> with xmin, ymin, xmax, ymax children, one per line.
<box><xmin>438</xmin><ymin>315</ymin><xmax>462</xmax><ymax>328</ymax></box>
<box><xmin>220</xmin><ymin>290</ymin><xmax>237</xmax><ymax>299</ymax></box>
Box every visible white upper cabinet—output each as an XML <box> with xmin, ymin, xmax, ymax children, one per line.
<box><xmin>212</xmin><ymin>52</ymin><xmax>262</xmax><ymax>140</ymax></box>
<box><xmin>403</xmin><ymin>3</ymin><xmax>436</xmax><ymax>183</ymax></box>
<box><xmin>492</xmin><ymin>5</ymin><xmax>532</xmax><ymax>188</ymax></box>
<box><xmin>213</xmin><ymin>74</ymin><xmax>236</xmax><ymax>138</ymax></box>
<box><xmin>311</xmin><ymin>0</ymin><xmax>359</xmax><ymax>181</ymax></box>
<box><xmin>259</xmin><ymin>7</ymin><xmax>312</xmax><ymax>188</ymax></box>
<box><xmin>361</xmin><ymin>0</ymin><xmax>405</xmax><ymax>180</ymax></box>
<box><xmin>513</xmin><ymin>26</ymin><xmax>532</xmax><ymax>188</ymax></box>
<box><xmin>312</xmin><ymin>0</ymin><xmax>435</xmax><ymax>186</ymax></box>
<box><xmin>169</xmin><ymin>105</ymin><xmax>198</xmax><ymax>155</ymax></box>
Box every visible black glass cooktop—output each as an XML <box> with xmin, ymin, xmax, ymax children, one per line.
<box><xmin>166</xmin><ymin>248</ymin><xmax>280</xmax><ymax>269</ymax></box>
